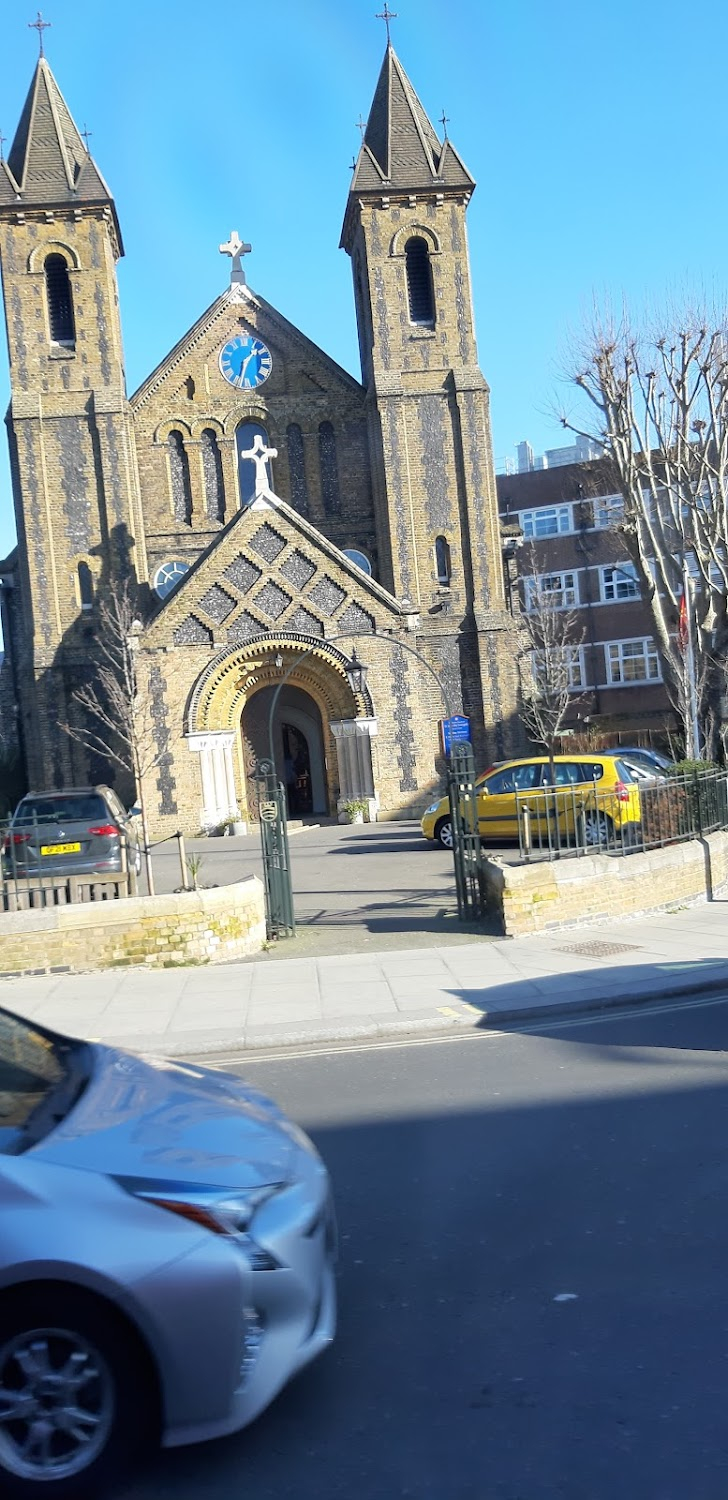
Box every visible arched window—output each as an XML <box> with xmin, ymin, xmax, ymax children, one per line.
<box><xmin>404</xmin><ymin>237</ymin><xmax>435</xmax><ymax>326</ymax></box>
<box><xmin>167</xmin><ymin>431</ymin><xmax>193</xmax><ymax>525</ymax></box>
<box><xmin>45</xmin><ymin>254</ymin><xmax>75</xmax><ymax>345</ymax></box>
<box><xmin>77</xmin><ymin>561</ymin><xmax>94</xmax><ymax>611</ymax></box>
<box><xmin>318</xmin><ymin>421</ymin><xmax>341</xmax><ymax>515</ymax></box>
<box><xmin>435</xmin><ymin>535</ymin><xmax>451</xmax><ymax>585</ymax></box>
<box><xmin>236</xmin><ymin>421</ymin><xmax>271</xmax><ymax>507</ymax></box>
<box><xmin>286</xmin><ymin>423</ymin><xmax>309</xmax><ymax>516</ymax></box>
<box><xmin>201</xmin><ymin>428</ymin><xmax>225</xmax><ymax>524</ymax></box>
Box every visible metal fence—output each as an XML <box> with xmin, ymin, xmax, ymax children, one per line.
<box><xmin>0</xmin><ymin>815</ymin><xmax>138</xmax><ymax>911</ymax></box>
<box><xmin>516</xmin><ymin>768</ymin><xmax>728</xmax><ymax>863</ymax></box>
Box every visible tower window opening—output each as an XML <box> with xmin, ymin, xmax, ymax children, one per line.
<box><xmin>318</xmin><ymin>422</ymin><xmax>341</xmax><ymax>515</ymax></box>
<box><xmin>435</xmin><ymin>535</ymin><xmax>451</xmax><ymax>586</ymax></box>
<box><xmin>77</xmin><ymin>560</ymin><xmax>94</xmax><ymax>611</ymax></box>
<box><xmin>404</xmin><ymin>237</ymin><xmax>435</xmax><ymax>326</ymax></box>
<box><xmin>168</xmin><ymin>431</ymin><xmax>193</xmax><ymax>525</ymax></box>
<box><xmin>45</xmin><ymin>254</ymin><xmax>75</xmax><ymax>345</ymax></box>
<box><xmin>201</xmin><ymin>428</ymin><xmax>225</xmax><ymax>524</ymax></box>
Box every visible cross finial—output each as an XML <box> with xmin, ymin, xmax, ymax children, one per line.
<box><xmin>0</xmin><ymin>131</ymin><xmax>6</xmax><ymax>162</ymax></box>
<box><xmin>375</xmin><ymin>4</ymin><xmax>397</xmax><ymax>43</ymax></box>
<box><xmin>80</xmin><ymin>123</ymin><xmax>92</xmax><ymax>151</ymax></box>
<box><xmin>29</xmin><ymin>10</ymin><xmax>51</xmax><ymax>57</ymax></box>
<box><xmin>439</xmin><ymin>110</ymin><xmax>450</xmax><ymax>140</ymax></box>
<box><xmin>349</xmin><ymin>156</ymin><xmax>357</xmax><ymax>172</ymax></box>
<box><xmin>238</xmin><ymin>432</ymin><xmax>278</xmax><ymax>499</ymax></box>
<box><xmin>219</xmin><ymin>229</ymin><xmax>252</xmax><ymax>286</ymax></box>
<box><xmin>355</xmin><ymin>115</ymin><xmax>367</xmax><ymax>141</ymax></box>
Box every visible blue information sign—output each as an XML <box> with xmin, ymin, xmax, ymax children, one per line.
<box><xmin>441</xmin><ymin>714</ymin><xmax>471</xmax><ymax>755</ymax></box>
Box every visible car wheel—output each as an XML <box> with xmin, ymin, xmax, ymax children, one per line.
<box><xmin>435</xmin><ymin>817</ymin><xmax>454</xmax><ymax>850</ymax></box>
<box><xmin>0</xmin><ymin>1288</ymin><xmax>156</xmax><ymax>1499</ymax></box>
<box><xmin>579</xmin><ymin>810</ymin><xmax>612</xmax><ymax>848</ymax></box>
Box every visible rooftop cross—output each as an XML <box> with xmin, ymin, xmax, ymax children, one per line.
<box><xmin>355</xmin><ymin>114</ymin><xmax>367</xmax><ymax>141</ymax></box>
<box><xmin>439</xmin><ymin>110</ymin><xmax>450</xmax><ymax>140</ymax></box>
<box><xmin>0</xmin><ymin>131</ymin><xmax>5</xmax><ymax>162</ymax></box>
<box><xmin>80</xmin><ymin>123</ymin><xmax>92</xmax><ymax>151</ymax></box>
<box><xmin>238</xmin><ymin>433</ymin><xmax>277</xmax><ymax>498</ymax></box>
<box><xmin>28</xmin><ymin>10</ymin><xmax>51</xmax><ymax>57</ymax></box>
<box><xmin>375</xmin><ymin>4</ymin><xmax>397</xmax><ymax>43</ymax></box>
<box><xmin>219</xmin><ymin>229</ymin><xmax>252</xmax><ymax>286</ymax></box>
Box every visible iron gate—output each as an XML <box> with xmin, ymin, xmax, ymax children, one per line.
<box><xmin>254</xmin><ymin>759</ymin><xmax>295</xmax><ymax>939</ymax></box>
<box><xmin>447</xmin><ymin>741</ymin><xmax>488</xmax><ymax>923</ymax></box>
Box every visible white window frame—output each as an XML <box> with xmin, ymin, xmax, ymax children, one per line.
<box><xmin>524</xmin><ymin>570</ymin><xmax>579</xmax><ymax>611</ymax></box>
<box><xmin>531</xmin><ymin>644</ymin><xmax>586</xmax><ymax>692</ymax></box>
<box><xmin>592</xmin><ymin>494</ymin><xmax>624</xmax><ymax>529</ymax></box>
<box><xmin>599</xmin><ymin>562</ymin><xmax>640</xmax><ymax>603</ymax></box>
<box><xmin>519</xmin><ymin>504</ymin><xmax>574</xmax><ymax>539</ymax></box>
<box><xmin>604</xmin><ymin>637</ymin><xmax>661</xmax><ymax>686</ymax></box>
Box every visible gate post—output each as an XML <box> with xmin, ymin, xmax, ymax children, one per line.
<box><xmin>254</xmin><ymin>759</ymin><xmax>295</xmax><ymax>939</ymax></box>
<box><xmin>447</xmin><ymin>742</ymin><xmax>488</xmax><ymax>923</ymax></box>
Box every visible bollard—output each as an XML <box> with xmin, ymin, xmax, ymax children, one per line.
<box><xmin>177</xmin><ymin>831</ymin><xmax>189</xmax><ymax>891</ymax></box>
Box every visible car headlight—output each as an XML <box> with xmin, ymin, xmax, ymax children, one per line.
<box><xmin>424</xmin><ymin>801</ymin><xmax>442</xmax><ymax>814</ymax></box>
<box><xmin>117</xmin><ymin>1179</ymin><xmax>284</xmax><ymax>1268</ymax></box>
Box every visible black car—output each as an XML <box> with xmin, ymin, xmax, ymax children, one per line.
<box><xmin>2</xmin><ymin>786</ymin><xmax>142</xmax><ymax>879</ymax></box>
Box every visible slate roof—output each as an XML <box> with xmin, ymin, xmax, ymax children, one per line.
<box><xmin>0</xmin><ymin>57</ymin><xmax>120</xmax><ymax>242</ymax></box>
<box><xmin>350</xmin><ymin>44</ymin><xmax>475</xmax><ymax>196</ymax></box>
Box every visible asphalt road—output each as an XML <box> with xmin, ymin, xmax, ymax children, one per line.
<box><xmin>121</xmin><ymin>993</ymin><xmax>728</xmax><ymax>1500</ymax></box>
<box><xmin>144</xmin><ymin>822</ymin><xmax>508</xmax><ymax>955</ymax></box>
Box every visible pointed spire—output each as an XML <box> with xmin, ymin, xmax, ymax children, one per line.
<box><xmin>350</xmin><ymin>45</ymin><xmax>475</xmax><ymax>196</ymax></box>
<box><xmin>0</xmin><ymin>56</ymin><xmax>116</xmax><ymax>222</ymax></box>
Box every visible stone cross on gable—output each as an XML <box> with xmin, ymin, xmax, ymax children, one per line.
<box><xmin>239</xmin><ymin>433</ymin><xmax>277</xmax><ymax>497</ymax></box>
<box><xmin>219</xmin><ymin>230</ymin><xmax>252</xmax><ymax>286</ymax></box>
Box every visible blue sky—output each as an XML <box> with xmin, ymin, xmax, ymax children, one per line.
<box><xmin>0</xmin><ymin>0</ymin><xmax>726</xmax><ymax>559</ymax></box>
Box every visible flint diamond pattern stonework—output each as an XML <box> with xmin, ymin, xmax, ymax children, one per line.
<box><xmin>250</xmin><ymin>524</ymin><xmax>286</xmax><ymax>563</ymax></box>
<box><xmin>227</xmin><ymin>612</ymin><xmax>263</xmax><ymax>644</ymax></box>
<box><xmin>149</xmin><ymin>663</ymin><xmax>178</xmax><ymax>816</ymax></box>
<box><xmin>173</xmin><ymin>614</ymin><xmax>213</xmax><ymax>647</ymax></box>
<box><xmin>255</xmin><ymin>581</ymin><xmax>292</xmax><ymax>620</ymax></box>
<box><xmin>200</xmin><ymin>584</ymin><xmax>236</xmax><ymax>623</ymax></box>
<box><xmin>287</xmin><ymin>606</ymin><xmax>323</xmax><ymax>637</ymax></box>
<box><xmin>337</xmin><ymin>602</ymin><xmax>375</xmax><ymax>635</ymax></box>
<box><xmin>224</xmin><ymin>554</ymin><xmax>261</xmax><ymax>594</ymax></box>
<box><xmin>281</xmin><ymin>550</ymin><xmax>316</xmax><ymax>589</ymax></box>
<box><xmin>308</xmin><ymin>577</ymin><xmax>346</xmax><ymax>616</ymax></box>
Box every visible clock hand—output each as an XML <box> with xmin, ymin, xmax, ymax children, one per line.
<box><xmin>238</xmin><ymin>349</ymin><xmax>255</xmax><ymax>385</ymax></box>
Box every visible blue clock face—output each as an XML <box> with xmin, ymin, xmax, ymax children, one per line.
<box><xmin>219</xmin><ymin>334</ymin><xmax>272</xmax><ymax>390</ymax></box>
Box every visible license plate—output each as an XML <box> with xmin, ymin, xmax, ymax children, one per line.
<box><xmin>40</xmin><ymin>842</ymin><xmax>81</xmax><ymax>855</ymax></box>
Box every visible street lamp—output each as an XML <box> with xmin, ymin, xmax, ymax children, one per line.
<box><xmin>345</xmin><ymin>650</ymin><xmax>368</xmax><ymax>696</ymax></box>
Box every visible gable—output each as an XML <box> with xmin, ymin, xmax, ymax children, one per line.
<box><xmin>143</xmin><ymin>489</ymin><xmax>405</xmax><ymax>653</ymax></box>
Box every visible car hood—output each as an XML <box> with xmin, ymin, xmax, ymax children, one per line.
<box><xmin>32</xmin><ymin>1045</ymin><xmax>298</xmax><ymax>1189</ymax></box>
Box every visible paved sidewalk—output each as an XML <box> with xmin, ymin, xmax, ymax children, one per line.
<box><xmin>3</xmin><ymin>897</ymin><xmax>728</xmax><ymax>1056</ymax></box>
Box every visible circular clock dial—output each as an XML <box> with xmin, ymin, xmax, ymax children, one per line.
<box><xmin>219</xmin><ymin>334</ymin><xmax>272</xmax><ymax>390</ymax></box>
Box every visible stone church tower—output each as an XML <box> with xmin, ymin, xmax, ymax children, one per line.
<box><xmin>0</xmin><ymin>37</ymin><xmax>521</xmax><ymax>834</ymax></box>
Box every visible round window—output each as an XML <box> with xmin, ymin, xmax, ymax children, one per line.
<box><xmin>153</xmin><ymin>560</ymin><xmax>190</xmax><ymax>599</ymax></box>
<box><xmin>343</xmin><ymin>548</ymin><xmax>372</xmax><ymax>576</ymax></box>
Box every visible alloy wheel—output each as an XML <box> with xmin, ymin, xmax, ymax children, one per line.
<box><xmin>0</xmin><ymin>1327</ymin><xmax>114</xmax><ymax>1482</ymax></box>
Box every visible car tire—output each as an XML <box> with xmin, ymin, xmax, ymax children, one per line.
<box><xmin>578</xmin><ymin>810</ymin><xmax>613</xmax><ymax>848</ymax></box>
<box><xmin>0</xmin><ymin>1286</ymin><xmax>157</xmax><ymax>1499</ymax></box>
<box><xmin>434</xmin><ymin>817</ymin><xmax>454</xmax><ymax>850</ymax></box>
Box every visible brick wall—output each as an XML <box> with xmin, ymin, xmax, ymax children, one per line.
<box><xmin>484</xmin><ymin>833</ymin><xmax>728</xmax><ymax>937</ymax></box>
<box><xmin>0</xmin><ymin>877</ymin><xmax>266</xmax><ymax>975</ymax></box>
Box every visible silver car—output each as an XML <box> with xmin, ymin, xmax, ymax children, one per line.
<box><xmin>2</xmin><ymin>787</ymin><xmax>142</xmax><ymax>880</ymax></box>
<box><xmin>0</xmin><ymin>1007</ymin><xmax>336</xmax><ymax>1498</ymax></box>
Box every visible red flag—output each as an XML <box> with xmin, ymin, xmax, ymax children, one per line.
<box><xmin>677</xmin><ymin>592</ymin><xmax>688</xmax><ymax>654</ymax></box>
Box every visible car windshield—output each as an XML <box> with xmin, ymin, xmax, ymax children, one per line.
<box><xmin>0</xmin><ymin>1009</ymin><xmax>89</xmax><ymax>1155</ymax></box>
<box><xmin>14</xmin><ymin>794</ymin><xmax>109</xmax><ymax>825</ymax></box>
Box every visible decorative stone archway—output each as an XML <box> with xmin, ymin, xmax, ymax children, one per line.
<box><xmin>185</xmin><ymin>634</ymin><xmax>376</xmax><ymax>826</ymax></box>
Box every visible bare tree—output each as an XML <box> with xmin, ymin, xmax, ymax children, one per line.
<box><xmin>62</xmin><ymin>582</ymin><xmax>158</xmax><ymax>893</ymax></box>
<box><xmin>559</xmin><ymin>306</ymin><xmax>728</xmax><ymax>758</ymax></box>
<box><xmin>517</xmin><ymin>558</ymin><xmax>586</xmax><ymax>782</ymax></box>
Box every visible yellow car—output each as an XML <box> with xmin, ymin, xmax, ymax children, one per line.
<box><xmin>420</xmin><ymin>754</ymin><xmax>643</xmax><ymax>850</ymax></box>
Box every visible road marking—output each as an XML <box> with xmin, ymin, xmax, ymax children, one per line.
<box><xmin>184</xmin><ymin>986</ymin><xmax>728</xmax><ymax>1067</ymax></box>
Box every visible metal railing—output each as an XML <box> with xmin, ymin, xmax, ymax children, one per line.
<box><xmin>0</xmin><ymin>814</ymin><xmax>138</xmax><ymax>911</ymax></box>
<box><xmin>516</xmin><ymin>768</ymin><xmax>728</xmax><ymax>863</ymax></box>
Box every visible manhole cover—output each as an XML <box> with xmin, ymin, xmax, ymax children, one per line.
<box><xmin>558</xmin><ymin>940</ymin><xmax>641</xmax><ymax>958</ymax></box>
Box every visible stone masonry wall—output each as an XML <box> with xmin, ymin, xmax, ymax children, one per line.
<box><xmin>0</xmin><ymin>877</ymin><xmax>265</xmax><ymax>976</ymax></box>
<box><xmin>484</xmin><ymin>833</ymin><xmax>728</xmax><ymax>938</ymax></box>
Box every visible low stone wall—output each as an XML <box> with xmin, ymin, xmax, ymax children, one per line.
<box><xmin>485</xmin><ymin>832</ymin><xmax>728</xmax><ymax>938</ymax></box>
<box><xmin>0</xmin><ymin>878</ymin><xmax>266</xmax><ymax>976</ymax></box>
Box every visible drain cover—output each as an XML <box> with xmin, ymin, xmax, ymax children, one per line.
<box><xmin>558</xmin><ymin>940</ymin><xmax>642</xmax><ymax>958</ymax></box>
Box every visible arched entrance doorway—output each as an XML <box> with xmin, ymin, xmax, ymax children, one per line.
<box><xmin>241</xmin><ymin>683</ymin><xmax>328</xmax><ymax>818</ymax></box>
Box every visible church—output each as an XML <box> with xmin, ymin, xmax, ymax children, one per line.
<box><xmin>0</xmin><ymin>33</ymin><xmax>522</xmax><ymax>835</ymax></box>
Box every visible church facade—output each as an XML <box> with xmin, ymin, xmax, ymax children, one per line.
<box><xmin>0</xmin><ymin>40</ymin><xmax>522</xmax><ymax>835</ymax></box>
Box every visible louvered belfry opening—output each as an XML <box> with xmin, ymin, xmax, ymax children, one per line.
<box><xmin>404</xmin><ymin>237</ymin><xmax>434</xmax><ymax>326</ymax></box>
<box><xmin>45</xmin><ymin>254</ymin><xmax>75</xmax><ymax>345</ymax></box>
